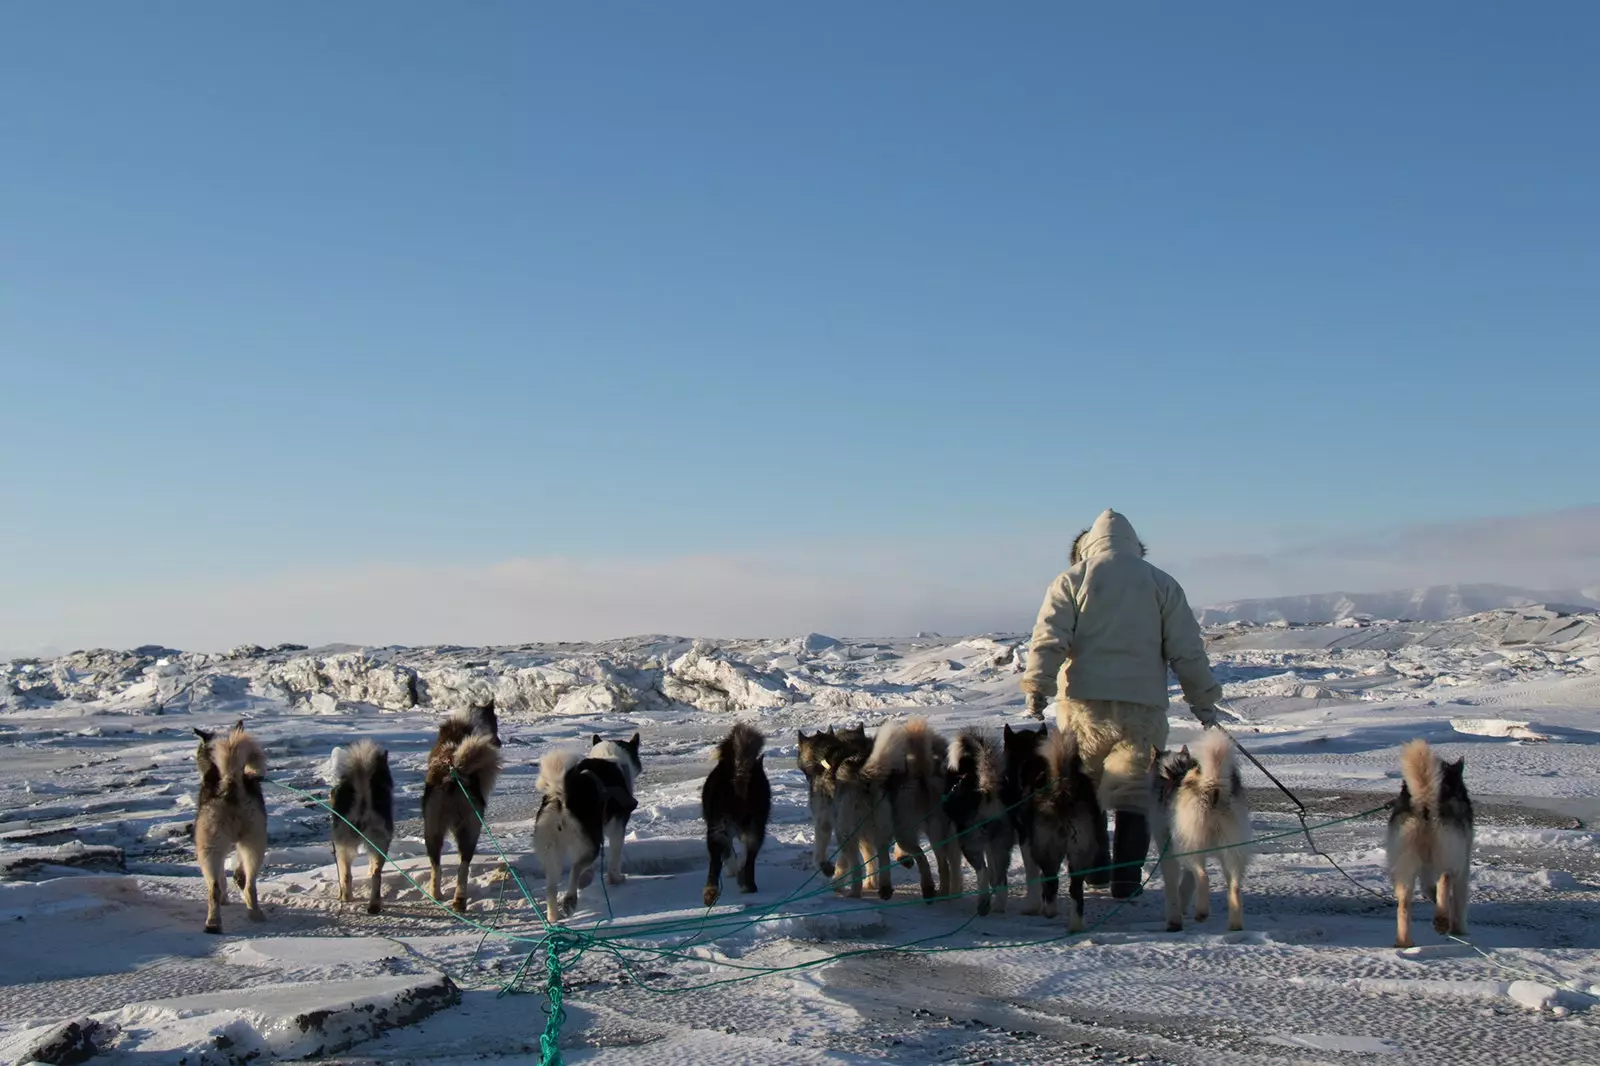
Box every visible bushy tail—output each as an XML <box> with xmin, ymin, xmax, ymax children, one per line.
<box><xmin>326</xmin><ymin>738</ymin><xmax>387</xmax><ymax>786</ymax></box>
<box><xmin>864</xmin><ymin>721</ymin><xmax>909</xmax><ymax>780</ymax></box>
<box><xmin>453</xmin><ymin>733</ymin><xmax>503</xmax><ymax>796</ymax></box>
<box><xmin>903</xmin><ymin>718</ymin><xmax>942</xmax><ymax>786</ymax></box>
<box><xmin>537</xmin><ymin>749</ymin><xmax>578</xmax><ymax>804</ymax></box>
<box><xmin>949</xmin><ymin>729</ymin><xmax>1004</xmax><ymax>797</ymax></box>
<box><xmin>722</xmin><ymin>723</ymin><xmax>766</xmax><ymax>793</ymax></box>
<box><xmin>213</xmin><ymin>725</ymin><xmax>266</xmax><ymax>796</ymax></box>
<box><xmin>1399</xmin><ymin>738</ymin><xmax>1440</xmax><ymax>809</ymax></box>
<box><xmin>1194</xmin><ymin>729</ymin><xmax>1238</xmax><ymax>805</ymax></box>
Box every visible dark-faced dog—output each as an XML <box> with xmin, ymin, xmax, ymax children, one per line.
<box><xmin>421</xmin><ymin>708</ymin><xmax>503</xmax><ymax>912</ymax></box>
<box><xmin>701</xmin><ymin>723</ymin><xmax>772</xmax><ymax>905</ymax></box>
<box><xmin>1007</xmin><ymin>725</ymin><xmax>1103</xmax><ymax>930</ymax></box>
<box><xmin>533</xmin><ymin>739</ymin><xmax>642</xmax><ymax>923</ymax></box>
<box><xmin>1387</xmin><ymin>739</ymin><xmax>1474</xmax><ymax>948</ymax></box>
<box><xmin>193</xmin><ymin>721</ymin><xmax>267</xmax><ymax>934</ymax></box>
<box><xmin>944</xmin><ymin>728</ymin><xmax>1015</xmax><ymax>914</ymax></box>
<box><xmin>327</xmin><ymin>739</ymin><xmax>395</xmax><ymax>915</ymax></box>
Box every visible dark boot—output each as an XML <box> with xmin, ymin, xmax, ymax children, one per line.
<box><xmin>1086</xmin><ymin>814</ymin><xmax>1112</xmax><ymax>887</ymax></box>
<box><xmin>1110</xmin><ymin>811</ymin><xmax>1150</xmax><ymax>900</ymax></box>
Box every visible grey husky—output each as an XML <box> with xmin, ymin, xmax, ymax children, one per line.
<box><xmin>1387</xmin><ymin>739</ymin><xmax>1474</xmax><ymax>948</ymax></box>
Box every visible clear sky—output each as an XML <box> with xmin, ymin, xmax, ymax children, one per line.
<box><xmin>3</xmin><ymin>3</ymin><xmax>1597</xmax><ymax>651</ymax></box>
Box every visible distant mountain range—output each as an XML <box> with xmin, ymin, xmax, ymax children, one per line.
<box><xmin>1197</xmin><ymin>583</ymin><xmax>1600</xmax><ymax>626</ymax></box>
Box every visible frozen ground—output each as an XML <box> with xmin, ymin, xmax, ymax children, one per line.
<box><xmin>3</xmin><ymin>605</ymin><xmax>1600</xmax><ymax>1063</ymax></box>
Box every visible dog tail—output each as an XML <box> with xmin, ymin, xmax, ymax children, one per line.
<box><xmin>721</xmin><ymin>723</ymin><xmax>766</xmax><ymax>794</ymax></box>
<box><xmin>453</xmin><ymin>733</ymin><xmax>503</xmax><ymax>796</ymax></box>
<box><xmin>864</xmin><ymin>720</ymin><xmax>909</xmax><ymax>780</ymax></box>
<box><xmin>903</xmin><ymin>717</ymin><xmax>942</xmax><ymax>785</ymax></box>
<box><xmin>1193</xmin><ymin>729</ymin><xmax>1238</xmax><ymax>807</ymax></box>
<box><xmin>949</xmin><ymin>729</ymin><xmax>1004</xmax><ymax>797</ymax></box>
<box><xmin>213</xmin><ymin>724</ymin><xmax>265</xmax><ymax>796</ymax></box>
<box><xmin>1399</xmin><ymin>738</ymin><xmax>1440</xmax><ymax>810</ymax></box>
<box><xmin>537</xmin><ymin>749</ymin><xmax>577</xmax><ymax>804</ymax></box>
<box><xmin>327</xmin><ymin>738</ymin><xmax>387</xmax><ymax>786</ymax></box>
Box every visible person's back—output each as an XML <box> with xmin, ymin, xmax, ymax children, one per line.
<box><xmin>1021</xmin><ymin>509</ymin><xmax>1221</xmax><ymax>897</ymax></box>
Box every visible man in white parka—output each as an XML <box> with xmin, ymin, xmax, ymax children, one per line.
<box><xmin>1021</xmin><ymin>508</ymin><xmax>1223</xmax><ymax>898</ymax></box>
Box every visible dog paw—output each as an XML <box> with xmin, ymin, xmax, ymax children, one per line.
<box><xmin>247</xmin><ymin>907</ymin><xmax>266</xmax><ymax>922</ymax></box>
<box><xmin>739</xmin><ymin>881</ymin><xmax>758</xmax><ymax>895</ymax></box>
<box><xmin>560</xmin><ymin>894</ymin><xmax>578</xmax><ymax>917</ymax></box>
<box><xmin>367</xmin><ymin>901</ymin><xmax>383</xmax><ymax>916</ymax></box>
<box><xmin>1194</xmin><ymin>910</ymin><xmax>1210</xmax><ymax>923</ymax></box>
<box><xmin>1069</xmin><ymin>912</ymin><xmax>1085</xmax><ymax>933</ymax></box>
<box><xmin>991</xmin><ymin>896</ymin><xmax>1007</xmax><ymax>915</ymax></box>
<box><xmin>818</xmin><ymin>860</ymin><xmax>836</xmax><ymax>878</ymax></box>
<box><xmin>1228</xmin><ymin>920</ymin><xmax>1244</xmax><ymax>932</ymax></box>
<box><xmin>703</xmin><ymin>885</ymin><xmax>721</xmax><ymax>907</ymax></box>
<box><xmin>204</xmin><ymin>923</ymin><xmax>222</xmax><ymax>935</ymax></box>
<box><xmin>878</xmin><ymin>882</ymin><xmax>894</xmax><ymax>901</ymax></box>
<box><xmin>1019</xmin><ymin>896</ymin><xmax>1042</xmax><ymax>916</ymax></box>
<box><xmin>1042</xmin><ymin>902</ymin><xmax>1057</xmax><ymax>919</ymax></box>
<box><xmin>451</xmin><ymin>897</ymin><xmax>468</xmax><ymax>914</ymax></box>
<box><xmin>1166</xmin><ymin>921</ymin><xmax>1183</xmax><ymax>933</ymax></box>
<box><xmin>976</xmin><ymin>896</ymin><xmax>991</xmax><ymax>917</ymax></box>
<box><xmin>1433</xmin><ymin>913</ymin><xmax>1451</xmax><ymax>934</ymax></box>
<box><xmin>1394</xmin><ymin>938</ymin><xmax>1414</xmax><ymax>949</ymax></box>
<box><xmin>606</xmin><ymin>872</ymin><xmax>626</xmax><ymax>886</ymax></box>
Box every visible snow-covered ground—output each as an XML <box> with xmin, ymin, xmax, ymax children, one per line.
<box><xmin>4</xmin><ymin>605</ymin><xmax>1600</xmax><ymax>1064</ymax></box>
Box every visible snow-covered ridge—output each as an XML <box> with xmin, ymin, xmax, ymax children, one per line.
<box><xmin>0</xmin><ymin>633</ymin><xmax>1023</xmax><ymax>718</ymax></box>
<box><xmin>1197</xmin><ymin>583</ymin><xmax>1600</xmax><ymax>626</ymax></box>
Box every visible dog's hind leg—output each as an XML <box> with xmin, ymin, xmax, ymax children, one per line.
<box><xmin>335</xmin><ymin>842</ymin><xmax>356</xmax><ymax>903</ymax></box>
<box><xmin>452</xmin><ymin>823</ymin><xmax>479</xmax><ymax>914</ymax></box>
<box><xmin>425</xmin><ymin>825</ymin><xmax>445</xmax><ymax>903</ymax></box>
<box><xmin>604</xmin><ymin>816</ymin><xmax>628</xmax><ymax>886</ymax></box>
<box><xmin>1433</xmin><ymin>870</ymin><xmax>1454</xmax><ymax>935</ymax></box>
<box><xmin>704</xmin><ymin>823</ymin><xmax>729</xmax><ymax>906</ymax></box>
<box><xmin>738</xmin><ymin>825</ymin><xmax>764</xmax><ymax>894</ymax></box>
<box><xmin>986</xmin><ymin>835</ymin><xmax>1012</xmax><ymax>914</ymax></box>
<box><xmin>1157</xmin><ymin>841</ymin><xmax>1183</xmax><ymax>933</ymax></box>
<box><xmin>1394</xmin><ymin>877</ymin><xmax>1415</xmax><ymax>949</ymax></box>
<box><xmin>1190</xmin><ymin>862</ymin><xmax>1211</xmax><ymax>923</ymax></box>
<box><xmin>1019</xmin><ymin>844</ymin><xmax>1043</xmax><ymax>915</ymax></box>
<box><xmin>1067</xmin><ymin>874</ymin><xmax>1086</xmax><ymax>932</ymax></box>
<box><xmin>1223</xmin><ymin>852</ymin><xmax>1246</xmax><ymax>932</ymax></box>
<box><xmin>1451</xmin><ymin>861</ymin><xmax>1470</xmax><ymax>936</ymax></box>
<box><xmin>201</xmin><ymin>846</ymin><xmax>227</xmax><ymax>934</ymax></box>
<box><xmin>366</xmin><ymin>846</ymin><xmax>387</xmax><ymax>915</ymax></box>
<box><xmin>237</xmin><ymin>833</ymin><xmax>266</xmax><ymax>922</ymax></box>
<box><xmin>565</xmin><ymin>847</ymin><xmax>596</xmax><ymax>918</ymax></box>
<box><xmin>1037</xmin><ymin>848</ymin><xmax>1062</xmax><ymax>920</ymax></box>
<box><xmin>964</xmin><ymin>843</ymin><xmax>991</xmax><ymax>916</ymax></box>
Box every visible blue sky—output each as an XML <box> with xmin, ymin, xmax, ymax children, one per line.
<box><xmin>3</xmin><ymin>4</ymin><xmax>1597</xmax><ymax>649</ymax></box>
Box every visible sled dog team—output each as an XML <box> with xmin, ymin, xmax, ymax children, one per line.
<box><xmin>191</xmin><ymin>712</ymin><xmax>1471</xmax><ymax>948</ymax></box>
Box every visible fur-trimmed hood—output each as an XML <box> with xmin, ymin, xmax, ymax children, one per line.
<box><xmin>1071</xmin><ymin>510</ymin><xmax>1147</xmax><ymax>565</ymax></box>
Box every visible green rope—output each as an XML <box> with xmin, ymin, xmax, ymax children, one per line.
<box><xmin>264</xmin><ymin>772</ymin><xmax>1396</xmax><ymax>1065</ymax></box>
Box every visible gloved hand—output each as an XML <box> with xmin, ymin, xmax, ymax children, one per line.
<box><xmin>1191</xmin><ymin>704</ymin><xmax>1221</xmax><ymax>729</ymax></box>
<box><xmin>1024</xmin><ymin>692</ymin><xmax>1048</xmax><ymax>720</ymax></box>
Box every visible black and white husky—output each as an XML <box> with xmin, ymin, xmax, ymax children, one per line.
<box><xmin>532</xmin><ymin>733</ymin><xmax>642</xmax><ymax>923</ymax></box>
<box><xmin>326</xmin><ymin>739</ymin><xmax>395</xmax><ymax>915</ymax></box>
<box><xmin>944</xmin><ymin>729</ymin><xmax>1015</xmax><ymax>915</ymax></box>
<box><xmin>701</xmin><ymin>723</ymin><xmax>772</xmax><ymax>906</ymax></box>
<box><xmin>1387</xmin><ymin>739</ymin><xmax>1474</xmax><ymax>948</ymax></box>
<box><xmin>1157</xmin><ymin>730</ymin><xmax>1252</xmax><ymax>931</ymax></box>
<box><xmin>1007</xmin><ymin>725</ymin><xmax>1103</xmax><ymax>930</ymax></box>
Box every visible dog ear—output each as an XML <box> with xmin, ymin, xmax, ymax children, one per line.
<box><xmin>1148</xmin><ymin>745</ymin><xmax>1161</xmax><ymax>769</ymax></box>
<box><xmin>1004</xmin><ymin>724</ymin><xmax>1014</xmax><ymax>738</ymax></box>
<box><xmin>628</xmin><ymin>733</ymin><xmax>640</xmax><ymax>750</ymax></box>
<box><xmin>193</xmin><ymin>727</ymin><xmax>214</xmax><ymax>741</ymax></box>
<box><xmin>1179</xmin><ymin>745</ymin><xmax>1189</xmax><ymax>757</ymax></box>
<box><xmin>591</xmin><ymin>734</ymin><xmax>602</xmax><ymax>748</ymax></box>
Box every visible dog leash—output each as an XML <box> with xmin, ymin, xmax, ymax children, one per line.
<box><xmin>1217</xmin><ymin>723</ymin><xmax>1395</xmax><ymax>904</ymax></box>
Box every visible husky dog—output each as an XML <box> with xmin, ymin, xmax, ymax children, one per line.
<box><xmin>421</xmin><ymin>709</ymin><xmax>504</xmax><ymax>912</ymax></box>
<box><xmin>1158</xmin><ymin>731</ymin><xmax>1252</xmax><ymax>931</ymax></box>
<box><xmin>876</xmin><ymin>718</ymin><xmax>959</xmax><ymax>901</ymax></box>
<box><xmin>326</xmin><ymin>740</ymin><xmax>395</xmax><ymax>915</ymax></box>
<box><xmin>701</xmin><ymin>723</ymin><xmax>772</xmax><ymax>905</ymax></box>
<box><xmin>796</xmin><ymin>726</ymin><xmax>870</xmax><ymax>878</ymax></box>
<box><xmin>193</xmin><ymin>722</ymin><xmax>268</xmax><ymax>934</ymax></box>
<box><xmin>533</xmin><ymin>743</ymin><xmax>641</xmax><ymax>923</ymax></box>
<box><xmin>1008</xmin><ymin>727</ymin><xmax>1103</xmax><ymax>930</ymax></box>
<box><xmin>1387</xmin><ymin>739</ymin><xmax>1474</xmax><ymax>948</ymax></box>
<box><xmin>944</xmin><ymin>729</ymin><xmax>1015</xmax><ymax>915</ymax></box>
<box><xmin>587</xmin><ymin>732</ymin><xmax>643</xmax><ymax>884</ymax></box>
